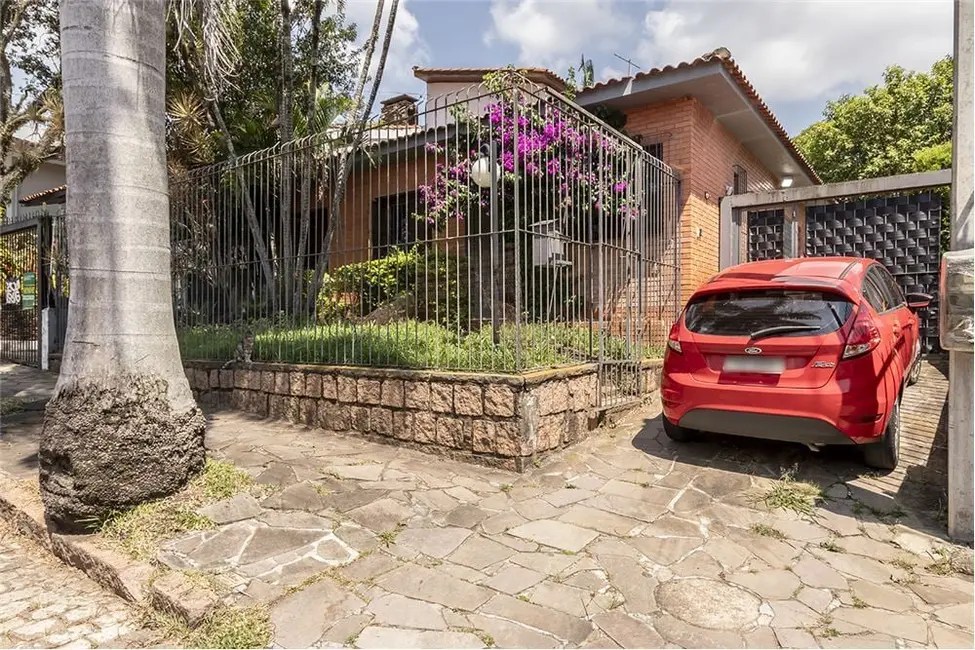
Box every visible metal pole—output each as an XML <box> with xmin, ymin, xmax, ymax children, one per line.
<box><xmin>489</xmin><ymin>143</ymin><xmax>500</xmax><ymax>346</ymax></box>
<box><xmin>948</xmin><ymin>0</ymin><xmax>974</xmax><ymax>542</ymax></box>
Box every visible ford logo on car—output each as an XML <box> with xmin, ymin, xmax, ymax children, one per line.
<box><xmin>744</xmin><ymin>347</ymin><xmax>762</xmax><ymax>355</ymax></box>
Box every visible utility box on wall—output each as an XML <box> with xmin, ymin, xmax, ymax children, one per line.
<box><xmin>939</xmin><ymin>248</ymin><xmax>975</xmax><ymax>351</ymax></box>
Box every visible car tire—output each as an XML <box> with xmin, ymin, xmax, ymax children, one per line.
<box><xmin>907</xmin><ymin>357</ymin><xmax>922</xmax><ymax>386</ymax></box>
<box><xmin>662</xmin><ymin>416</ymin><xmax>697</xmax><ymax>442</ymax></box>
<box><xmin>862</xmin><ymin>401</ymin><xmax>900</xmax><ymax>471</ymax></box>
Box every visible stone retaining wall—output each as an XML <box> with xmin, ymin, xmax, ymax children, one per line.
<box><xmin>184</xmin><ymin>360</ymin><xmax>662</xmax><ymax>472</ymax></box>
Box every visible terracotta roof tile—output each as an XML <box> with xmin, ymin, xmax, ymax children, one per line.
<box><xmin>413</xmin><ymin>66</ymin><xmax>567</xmax><ymax>92</ymax></box>
<box><xmin>19</xmin><ymin>184</ymin><xmax>66</xmax><ymax>204</ymax></box>
<box><xmin>579</xmin><ymin>49</ymin><xmax>821</xmax><ymax>184</ymax></box>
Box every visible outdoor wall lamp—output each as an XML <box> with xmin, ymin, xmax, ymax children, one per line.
<box><xmin>780</xmin><ymin>176</ymin><xmax>794</xmax><ymax>189</ymax></box>
<box><xmin>470</xmin><ymin>144</ymin><xmax>502</xmax><ymax>189</ymax></box>
<box><xmin>469</xmin><ymin>143</ymin><xmax>503</xmax><ymax>345</ymax></box>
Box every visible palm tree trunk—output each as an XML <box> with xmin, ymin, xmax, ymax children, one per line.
<box><xmin>40</xmin><ymin>0</ymin><xmax>205</xmax><ymax>531</ymax></box>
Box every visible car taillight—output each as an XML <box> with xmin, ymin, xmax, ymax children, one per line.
<box><xmin>842</xmin><ymin>304</ymin><xmax>881</xmax><ymax>359</ymax></box>
<box><xmin>667</xmin><ymin>319</ymin><xmax>682</xmax><ymax>354</ymax></box>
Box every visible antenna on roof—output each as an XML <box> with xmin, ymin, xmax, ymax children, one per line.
<box><xmin>613</xmin><ymin>53</ymin><xmax>643</xmax><ymax>76</ymax></box>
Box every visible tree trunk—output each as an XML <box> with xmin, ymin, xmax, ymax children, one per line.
<box><xmin>40</xmin><ymin>0</ymin><xmax>205</xmax><ymax>531</ymax></box>
<box><xmin>294</xmin><ymin>0</ymin><xmax>322</xmax><ymax>313</ymax></box>
<box><xmin>279</xmin><ymin>0</ymin><xmax>294</xmax><ymax>314</ymax></box>
<box><xmin>306</xmin><ymin>0</ymin><xmax>398</xmax><ymax>312</ymax></box>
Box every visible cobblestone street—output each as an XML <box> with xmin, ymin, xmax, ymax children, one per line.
<box><xmin>0</xmin><ymin>522</ymin><xmax>164</xmax><ymax>649</ymax></box>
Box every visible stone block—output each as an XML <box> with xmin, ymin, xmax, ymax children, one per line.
<box><xmin>195</xmin><ymin>369</ymin><xmax>209</xmax><ymax>390</ymax></box>
<box><xmin>337</xmin><ymin>376</ymin><xmax>357</xmax><ymax>402</ymax></box>
<box><xmin>268</xmin><ymin>394</ymin><xmax>290</xmax><ymax>420</ymax></box>
<box><xmin>497</xmin><ymin>421</ymin><xmax>527</xmax><ymax>457</ymax></box>
<box><xmin>537</xmin><ymin>412</ymin><xmax>566</xmax><ymax>451</ymax></box>
<box><xmin>535</xmin><ymin>380</ymin><xmax>569</xmax><ymax>416</ymax></box>
<box><xmin>564</xmin><ymin>411</ymin><xmax>587</xmax><ymax>444</ymax></box>
<box><xmin>436</xmin><ymin>416</ymin><xmax>464</xmax><ymax>448</ymax></box>
<box><xmin>484</xmin><ymin>384</ymin><xmax>516</xmax><ymax>417</ymax></box>
<box><xmin>233</xmin><ymin>370</ymin><xmax>249</xmax><ymax>389</ymax></box>
<box><xmin>303</xmin><ymin>373</ymin><xmax>322</xmax><ymax>398</ymax></box>
<box><xmin>430</xmin><ymin>383</ymin><xmax>453</xmax><ymax>413</ymax></box>
<box><xmin>209</xmin><ymin>369</ymin><xmax>220</xmax><ymax>388</ymax></box>
<box><xmin>644</xmin><ymin>369</ymin><xmax>660</xmax><ymax>393</ymax></box>
<box><xmin>392</xmin><ymin>411</ymin><xmax>413</xmax><ymax>441</ymax></box>
<box><xmin>321</xmin><ymin>375</ymin><xmax>337</xmax><ymax>400</ymax></box>
<box><xmin>414</xmin><ymin>411</ymin><xmax>436</xmax><ymax>444</ymax></box>
<box><xmin>472</xmin><ymin>420</ymin><xmax>495</xmax><ymax>454</ymax></box>
<box><xmin>300</xmin><ymin>398</ymin><xmax>318</xmax><ymax>427</ymax></box>
<box><xmin>567</xmin><ymin>374</ymin><xmax>596</xmax><ymax>409</ymax></box>
<box><xmin>350</xmin><ymin>406</ymin><xmax>370</xmax><ymax>432</ymax></box>
<box><xmin>219</xmin><ymin>370</ymin><xmax>234</xmax><ymax>389</ymax></box>
<box><xmin>405</xmin><ymin>381</ymin><xmax>430</xmax><ymax>409</ymax></box>
<box><xmin>274</xmin><ymin>372</ymin><xmax>290</xmax><ymax>395</ymax></box>
<box><xmin>230</xmin><ymin>388</ymin><xmax>248</xmax><ymax>410</ymax></box>
<box><xmin>290</xmin><ymin>372</ymin><xmax>305</xmax><ymax>396</ymax></box>
<box><xmin>358</xmin><ymin>379</ymin><xmax>382</xmax><ymax>405</ymax></box>
<box><xmin>261</xmin><ymin>371</ymin><xmax>275</xmax><ymax>393</ymax></box>
<box><xmin>454</xmin><ymin>384</ymin><xmax>483</xmax><ymax>416</ymax></box>
<box><xmin>244</xmin><ymin>390</ymin><xmax>268</xmax><ymax>417</ymax></box>
<box><xmin>371</xmin><ymin>407</ymin><xmax>394</xmax><ymax>436</ymax></box>
<box><xmin>381</xmin><ymin>379</ymin><xmax>405</xmax><ymax>408</ymax></box>
<box><xmin>321</xmin><ymin>401</ymin><xmax>351</xmax><ymax>430</ymax></box>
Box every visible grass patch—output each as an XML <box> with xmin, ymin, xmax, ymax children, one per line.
<box><xmin>378</xmin><ymin>522</ymin><xmax>406</xmax><ymax>547</ymax></box>
<box><xmin>851</xmin><ymin>595</ymin><xmax>868</xmax><ymax>609</ymax></box>
<box><xmin>0</xmin><ymin>396</ymin><xmax>25</xmax><ymax>415</ymax></box>
<box><xmin>756</xmin><ymin>468</ymin><xmax>823</xmax><ymax>516</ymax></box>
<box><xmin>141</xmin><ymin>605</ymin><xmax>270</xmax><ymax>649</ymax></box>
<box><xmin>95</xmin><ymin>459</ymin><xmax>254</xmax><ymax>561</ymax></box>
<box><xmin>819</xmin><ymin>539</ymin><xmax>844</xmax><ymax>553</ymax></box>
<box><xmin>749</xmin><ymin>523</ymin><xmax>786</xmax><ymax>540</ymax></box>
<box><xmin>178</xmin><ymin>320</ymin><xmax>662</xmax><ymax>373</ymax></box>
<box><xmin>344</xmin><ymin>632</ymin><xmax>360</xmax><ymax>647</ymax></box>
<box><xmin>500</xmin><ymin>484</ymin><xmax>513</xmax><ymax>494</ymax></box>
<box><xmin>927</xmin><ymin>547</ymin><xmax>961</xmax><ymax>576</ymax></box>
<box><xmin>819</xmin><ymin>627</ymin><xmax>840</xmax><ymax>639</ymax></box>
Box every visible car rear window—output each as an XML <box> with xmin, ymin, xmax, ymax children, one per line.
<box><xmin>685</xmin><ymin>289</ymin><xmax>854</xmax><ymax>337</ymax></box>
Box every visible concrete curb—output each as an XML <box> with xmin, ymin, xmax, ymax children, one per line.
<box><xmin>0</xmin><ymin>477</ymin><xmax>220</xmax><ymax>628</ymax></box>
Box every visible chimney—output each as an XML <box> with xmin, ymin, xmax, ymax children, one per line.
<box><xmin>380</xmin><ymin>94</ymin><xmax>419</xmax><ymax>126</ymax></box>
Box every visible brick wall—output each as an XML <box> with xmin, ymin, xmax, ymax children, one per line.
<box><xmin>622</xmin><ymin>96</ymin><xmax>783</xmax><ymax>302</ymax></box>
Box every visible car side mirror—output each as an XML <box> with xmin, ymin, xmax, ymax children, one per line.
<box><xmin>906</xmin><ymin>293</ymin><xmax>932</xmax><ymax>311</ymax></box>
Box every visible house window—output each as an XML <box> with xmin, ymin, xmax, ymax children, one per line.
<box><xmin>733</xmin><ymin>164</ymin><xmax>748</xmax><ymax>194</ymax></box>
<box><xmin>644</xmin><ymin>142</ymin><xmax>663</xmax><ymax>161</ymax></box>
<box><xmin>371</xmin><ymin>191</ymin><xmax>422</xmax><ymax>258</ymax></box>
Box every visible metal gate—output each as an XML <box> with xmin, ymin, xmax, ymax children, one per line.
<box><xmin>0</xmin><ymin>213</ymin><xmax>69</xmax><ymax>367</ymax></box>
<box><xmin>806</xmin><ymin>192</ymin><xmax>942</xmax><ymax>352</ymax></box>
<box><xmin>746</xmin><ymin>191</ymin><xmax>942</xmax><ymax>352</ymax></box>
<box><xmin>597</xmin><ymin>153</ymin><xmax>682</xmax><ymax>408</ymax></box>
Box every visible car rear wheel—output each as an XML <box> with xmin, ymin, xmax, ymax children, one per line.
<box><xmin>907</xmin><ymin>357</ymin><xmax>922</xmax><ymax>386</ymax></box>
<box><xmin>862</xmin><ymin>401</ymin><xmax>900</xmax><ymax>470</ymax></box>
<box><xmin>662</xmin><ymin>416</ymin><xmax>698</xmax><ymax>442</ymax></box>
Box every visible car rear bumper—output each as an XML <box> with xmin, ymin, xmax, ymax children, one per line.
<box><xmin>661</xmin><ymin>370</ymin><xmax>888</xmax><ymax>444</ymax></box>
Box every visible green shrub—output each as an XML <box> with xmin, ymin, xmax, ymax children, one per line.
<box><xmin>316</xmin><ymin>246</ymin><xmax>469</xmax><ymax>329</ymax></box>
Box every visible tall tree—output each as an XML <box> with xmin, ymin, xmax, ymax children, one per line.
<box><xmin>794</xmin><ymin>57</ymin><xmax>954</xmax><ymax>183</ymax></box>
<box><xmin>0</xmin><ymin>0</ymin><xmax>62</xmax><ymax>211</ymax></box>
<box><xmin>40</xmin><ymin>0</ymin><xmax>205</xmax><ymax>530</ymax></box>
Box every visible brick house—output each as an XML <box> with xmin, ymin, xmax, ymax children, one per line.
<box><xmin>332</xmin><ymin>49</ymin><xmax>819</xmax><ymax>303</ymax></box>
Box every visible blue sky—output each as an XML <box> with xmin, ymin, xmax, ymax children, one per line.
<box><xmin>349</xmin><ymin>0</ymin><xmax>955</xmax><ymax>136</ymax></box>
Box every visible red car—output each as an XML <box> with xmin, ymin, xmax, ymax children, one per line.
<box><xmin>661</xmin><ymin>257</ymin><xmax>930</xmax><ymax>470</ymax></box>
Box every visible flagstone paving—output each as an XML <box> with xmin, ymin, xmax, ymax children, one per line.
<box><xmin>1</xmin><ymin>361</ymin><xmax>972</xmax><ymax>648</ymax></box>
<box><xmin>144</xmin><ymin>401</ymin><xmax>972</xmax><ymax>649</ymax></box>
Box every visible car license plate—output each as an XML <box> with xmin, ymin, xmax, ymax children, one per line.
<box><xmin>723</xmin><ymin>355</ymin><xmax>785</xmax><ymax>374</ymax></box>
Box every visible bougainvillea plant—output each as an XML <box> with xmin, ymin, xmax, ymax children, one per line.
<box><xmin>413</xmin><ymin>69</ymin><xmax>641</xmax><ymax>232</ymax></box>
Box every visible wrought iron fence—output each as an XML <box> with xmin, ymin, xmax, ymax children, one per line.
<box><xmin>170</xmin><ymin>75</ymin><xmax>682</xmax><ymax>380</ymax></box>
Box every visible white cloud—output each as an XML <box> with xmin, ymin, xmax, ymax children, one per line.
<box><xmin>635</xmin><ymin>0</ymin><xmax>953</xmax><ymax>102</ymax></box>
<box><xmin>485</xmin><ymin>0</ymin><xmax>630</xmax><ymax>72</ymax></box>
<box><xmin>344</xmin><ymin>0</ymin><xmax>430</xmax><ymax>102</ymax></box>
